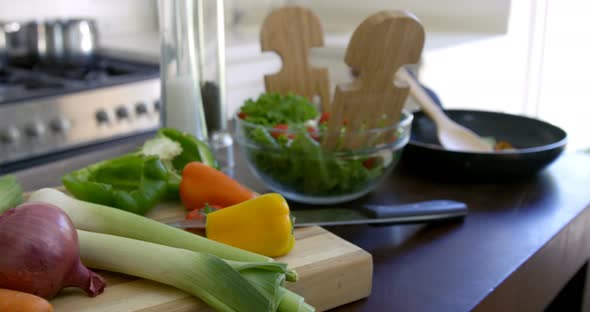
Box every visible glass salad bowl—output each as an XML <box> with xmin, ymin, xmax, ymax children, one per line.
<box><xmin>235</xmin><ymin>110</ymin><xmax>413</xmax><ymax>204</ymax></box>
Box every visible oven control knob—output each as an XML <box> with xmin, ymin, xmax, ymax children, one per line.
<box><xmin>116</xmin><ymin>106</ymin><xmax>129</xmax><ymax>119</ymax></box>
<box><xmin>24</xmin><ymin>122</ymin><xmax>45</xmax><ymax>138</ymax></box>
<box><xmin>135</xmin><ymin>102</ymin><xmax>148</xmax><ymax>115</ymax></box>
<box><xmin>0</xmin><ymin>126</ymin><xmax>21</xmax><ymax>143</ymax></box>
<box><xmin>96</xmin><ymin>110</ymin><xmax>109</xmax><ymax>124</ymax></box>
<box><xmin>50</xmin><ymin>117</ymin><xmax>71</xmax><ymax>133</ymax></box>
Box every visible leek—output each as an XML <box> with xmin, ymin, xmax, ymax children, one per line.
<box><xmin>29</xmin><ymin>188</ymin><xmax>296</xmax><ymax>280</ymax></box>
<box><xmin>0</xmin><ymin>175</ymin><xmax>23</xmax><ymax>213</ymax></box>
<box><xmin>227</xmin><ymin>261</ymin><xmax>311</xmax><ymax>311</ymax></box>
<box><xmin>77</xmin><ymin>230</ymin><xmax>286</xmax><ymax>312</ymax></box>
<box><xmin>29</xmin><ymin>188</ymin><xmax>312</xmax><ymax>311</ymax></box>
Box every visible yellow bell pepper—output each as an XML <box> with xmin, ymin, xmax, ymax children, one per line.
<box><xmin>205</xmin><ymin>193</ymin><xmax>295</xmax><ymax>257</ymax></box>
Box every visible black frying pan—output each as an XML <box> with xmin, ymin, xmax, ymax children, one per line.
<box><xmin>400</xmin><ymin>110</ymin><xmax>567</xmax><ymax>181</ymax></box>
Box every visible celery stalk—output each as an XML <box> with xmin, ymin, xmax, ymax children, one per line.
<box><xmin>29</xmin><ymin>188</ymin><xmax>297</xmax><ymax>281</ymax></box>
<box><xmin>77</xmin><ymin>230</ymin><xmax>277</xmax><ymax>312</ymax></box>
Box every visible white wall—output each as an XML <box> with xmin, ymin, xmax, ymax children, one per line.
<box><xmin>227</xmin><ymin>0</ymin><xmax>511</xmax><ymax>33</ymax></box>
<box><xmin>0</xmin><ymin>0</ymin><xmax>158</xmax><ymax>36</ymax></box>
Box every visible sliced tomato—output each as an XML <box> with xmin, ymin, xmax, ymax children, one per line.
<box><xmin>319</xmin><ymin>112</ymin><xmax>330</xmax><ymax>124</ymax></box>
<box><xmin>319</xmin><ymin>112</ymin><xmax>349</xmax><ymax>126</ymax></box>
<box><xmin>306</xmin><ymin>126</ymin><xmax>320</xmax><ymax>141</ymax></box>
<box><xmin>271</xmin><ymin>124</ymin><xmax>295</xmax><ymax>139</ymax></box>
<box><xmin>362</xmin><ymin>157</ymin><xmax>377</xmax><ymax>169</ymax></box>
<box><xmin>186</xmin><ymin>204</ymin><xmax>222</xmax><ymax>221</ymax></box>
<box><xmin>186</xmin><ymin>208</ymin><xmax>205</xmax><ymax>221</ymax></box>
<box><xmin>238</xmin><ymin>112</ymin><xmax>248</xmax><ymax>119</ymax></box>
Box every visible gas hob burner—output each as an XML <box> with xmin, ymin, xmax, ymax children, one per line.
<box><xmin>28</xmin><ymin>59</ymin><xmax>136</xmax><ymax>82</ymax></box>
<box><xmin>0</xmin><ymin>55</ymin><xmax>159</xmax><ymax>104</ymax></box>
<box><xmin>0</xmin><ymin>54</ymin><xmax>161</xmax><ymax>172</ymax></box>
<box><xmin>0</xmin><ymin>71</ymin><xmax>66</xmax><ymax>90</ymax></box>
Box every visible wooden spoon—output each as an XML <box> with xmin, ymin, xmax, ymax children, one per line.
<box><xmin>397</xmin><ymin>67</ymin><xmax>493</xmax><ymax>152</ymax></box>
<box><xmin>322</xmin><ymin>10</ymin><xmax>425</xmax><ymax>150</ymax></box>
<box><xmin>260</xmin><ymin>6</ymin><xmax>331</xmax><ymax>112</ymax></box>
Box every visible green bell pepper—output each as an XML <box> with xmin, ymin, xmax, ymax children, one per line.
<box><xmin>139</xmin><ymin>128</ymin><xmax>218</xmax><ymax>199</ymax></box>
<box><xmin>62</xmin><ymin>154</ymin><xmax>169</xmax><ymax>215</ymax></box>
<box><xmin>61</xmin><ymin>128</ymin><xmax>218</xmax><ymax>213</ymax></box>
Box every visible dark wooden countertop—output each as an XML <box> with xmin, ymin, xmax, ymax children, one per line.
<box><xmin>12</xmin><ymin>138</ymin><xmax>590</xmax><ymax>312</ymax></box>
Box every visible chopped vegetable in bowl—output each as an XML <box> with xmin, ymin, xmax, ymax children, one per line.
<box><xmin>240</xmin><ymin>92</ymin><xmax>319</xmax><ymax>126</ymax></box>
<box><xmin>235</xmin><ymin>93</ymin><xmax>412</xmax><ymax>204</ymax></box>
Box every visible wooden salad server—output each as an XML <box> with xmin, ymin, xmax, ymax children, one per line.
<box><xmin>396</xmin><ymin>67</ymin><xmax>493</xmax><ymax>152</ymax></box>
<box><xmin>260</xmin><ymin>6</ymin><xmax>331</xmax><ymax>111</ymax></box>
<box><xmin>322</xmin><ymin>10</ymin><xmax>425</xmax><ymax>150</ymax></box>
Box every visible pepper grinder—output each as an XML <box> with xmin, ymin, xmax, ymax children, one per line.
<box><xmin>196</xmin><ymin>0</ymin><xmax>234</xmax><ymax>174</ymax></box>
<box><xmin>158</xmin><ymin>0</ymin><xmax>234</xmax><ymax>173</ymax></box>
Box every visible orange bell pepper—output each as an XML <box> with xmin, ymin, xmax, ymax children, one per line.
<box><xmin>180</xmin><ymin>162</ymin><xmax>255</xmax><ymax>210</ymax></box>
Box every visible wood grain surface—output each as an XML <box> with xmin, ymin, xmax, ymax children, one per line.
<box><xmin>260</xmin><ymin>6</ymin><xmax>331</xmax><ymax>112</ymax></box>
<box><xmin>323</xmin><ymin>10</ymin><xmax>424</xmax><ymax>150</ymax></box>
<box><xmin>48</xmin><ymin>200</ymin><xmax>373</xmax><ymax>312</ymax></box>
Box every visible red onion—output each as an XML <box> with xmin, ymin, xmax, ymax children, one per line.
<box><xmin>0</xmin><ymin>202</ymin><xmax>105</xmax><ymax>299</ymax></box>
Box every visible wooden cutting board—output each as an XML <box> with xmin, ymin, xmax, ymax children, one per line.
<box><xmin>48</xmin><ymin>201</ymin><xmax>373</xmax><ymax>312</ymax></box>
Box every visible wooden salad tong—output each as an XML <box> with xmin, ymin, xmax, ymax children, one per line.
<box><xmin>260</xmin><ymin>6</ymin><xmax>331</xmax><ymax>112</ymax></box>
<box><xmin>323</xmin><ymin>11</ymin><xmax>425</xmax><ymax>150</ymax></box>
<box><xmin>260</xmin><ymin>7</ymin><xmax>425</xmax><ymax>150</ymax></box>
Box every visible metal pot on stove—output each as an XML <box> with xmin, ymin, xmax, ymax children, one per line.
<box><xmin>26</xmin><ymin>18</ymin><xmax>98</xmax><ymax>66</ymax></box>
<box><xmin>0</xmin><ymin>21</ymin><xmax>30</xmax><ymax>66</ymax></box>
<box><xmin>26</xmin><ymin>20</ymin><xmax>66</xmax><ymax>65</ymax></box>
<box><xmin>62</xmin><ymin>19</ymin><xmax>99</xmax><ymax>65</ymax></box>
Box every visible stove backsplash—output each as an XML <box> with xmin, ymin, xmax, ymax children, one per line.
<box><xmin>0</xmin><ymin>0</ymin><xmax>158</xmax><ymax>37</ymax></box>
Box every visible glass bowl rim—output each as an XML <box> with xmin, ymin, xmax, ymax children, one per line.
<box><xmin>235</xmin><ymin>110</ymin><xmax>413</xmax><ymax>156</ymax></box>
<box><xmin>235</xmin><ymin>109</ymin><xmax>413</xmax><ymax>135</ymax></box>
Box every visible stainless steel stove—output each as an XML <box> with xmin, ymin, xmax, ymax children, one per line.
<box><xmin>0</xmin><ymin>55</ymin><xmax>161</xmax><ymax>172</ymax></box>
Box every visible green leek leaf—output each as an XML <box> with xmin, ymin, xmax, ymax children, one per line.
<box><xmin>0</xmin><ymin>175</ymin><xmax>23</xmax><ymax>213</ymax></box>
